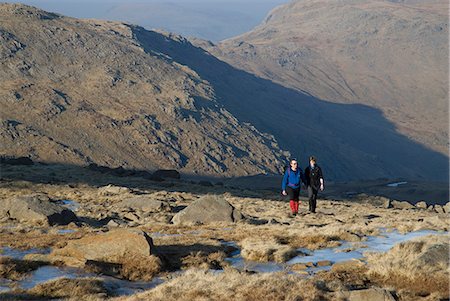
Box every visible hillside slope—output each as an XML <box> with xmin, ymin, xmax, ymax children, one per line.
<box><xmin>0</xmin><ymin>4</ymin><xmax>286</xmax><ymax>177</ymax></box>
<box><xmin>0</xmin><ymin>4</ymin><xmax>447</xmax><ymax>181</ymax></box>
<box><xmin>209</xmin><ymin>0</ymin><xmax>449</xmax><ymax>156</ymax></box>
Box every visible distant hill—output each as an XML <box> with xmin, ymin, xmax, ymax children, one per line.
<box><xmin>0</xmin><ymin>3</ymin><xmax>286</xmax><ymax>177</ymax></box>
<box><xmin>0</xmin><ymin>3</ymin><xmax>448</xmax><ymax>181</ymax></box>
<box><xmin>208</xmin><ymin>0</ymin><xmax>449</xmax><ymax>156</ymax></box>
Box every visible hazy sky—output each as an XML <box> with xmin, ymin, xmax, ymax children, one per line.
<box><xmin>7</xmin><ymin>0</ymin><xmax>289</xmax><ymax>41</ymax></box>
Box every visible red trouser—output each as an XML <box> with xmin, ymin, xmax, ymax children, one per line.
<box><xmin>289</xmin><ymin>200</ymin><xmax>299</xmax><ymax>213</ymax></box>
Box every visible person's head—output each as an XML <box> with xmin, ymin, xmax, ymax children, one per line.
<box><xmin>309</xmin><ymin>156</ymin><xmax>316</xmax><ymax>167</ymax></box>
<box><xmin>290</xmin><ymin>158</ymin><xmax>298</xmax><ymax>170</ymax></box>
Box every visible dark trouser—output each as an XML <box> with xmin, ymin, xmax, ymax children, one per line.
<box><xmin>308</xmin><ymin>185</ymin><xmax>318</xmax><ymax>213</ymax></box>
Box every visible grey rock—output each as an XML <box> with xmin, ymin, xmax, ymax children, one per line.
<box><xmin>118</xmin><ymin>196</ymin><xmax>171</xmax><ymax>212</ymax></box>
<box><xmin>443</xmin><ymin>202</ymin><xmax>450</xmax><ymax>213</ymax></box>
<box><xmin>0</xmin><ymin>194</ymin><xmax>78</xmax><ymax>225</ymax></box>
<box><xmin>434</xmin><ymin>205</ymin><xmax>445</xmax><ymax>214</ymax></box>
<box><xmin>172</xmin><ymin>195</ymin><xmax>243</xmax><ymax>225</ymax></box>
<box><xmin>98</xmin><ymin>184</ymin><xmax>130</xmax><ymax>196</ymax></box>
<box><xmin>415</xmin><ymin>201</ymin><xmax>428</xmax><ymax>209</ymax></box>
<box><xmin>51</xmin><ymin>229</ymin><xmax>154</xmax><ymax>266</ymax></box>
<box><xmin>336</xmin><ymin>288</ymin><xmax>395</xmax><ymax>301</ymax></box>
<box><xmin>391</xmin><ymin>200</ymin><xmax>414</xmax><ymax>210</ymax></box>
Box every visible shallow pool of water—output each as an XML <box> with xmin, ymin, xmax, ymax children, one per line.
<box><xmin>386</xmin><ymin>181</ymin><xmax>408</xmax><ymax>187</ymax></box>
<box><xmin>54</xmin><ymin>199</ymin><xmax>80</xmax><ymax>211</ymax></box>
<box><xmin>0</xmin><ymin>247</ymin><xmax>50</xmax><ymax>259</ymax></box>
<box><xmin>225</xmin><ymin>229</ymin><xmax>446</xmax><ymax>274</ymax></box>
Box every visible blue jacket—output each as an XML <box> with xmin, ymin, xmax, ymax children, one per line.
<box><xmin>282</xmin><ymin>168</ymin><xmax>305</xmax><ymax>191</ymax></box>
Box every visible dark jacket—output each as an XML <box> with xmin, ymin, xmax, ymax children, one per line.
<box><xmin>282</xmin><ymin>168</ymin><xmax>304</xmax><ymax>191</ymax></box>
<box><xmin>304</xmin><ymin>165</ymin><xmax>323</xmax><ymax>189</ymax></box>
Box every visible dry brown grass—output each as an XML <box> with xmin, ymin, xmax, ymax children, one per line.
<box><xmin>181</xmin><ymin>251</ymin><xmax>229</xmax><ymax>270</ymax></box>
<box><xmin>118</xmin><ymin>254</ymin><xmax>162</xmax><ymax>281</ymax></box>
<box><xmin>315</xmin><ymin>260</ymin><xmax>369</xmax><ymax>291</ymax></box>
<box><xmin>0</xmin><ymin>229</ymin><xmax>87</xmax><ymax>250</ymax></box>
<box><xmin>28</xmin><ymin>277</ymin><xmax>108</xmax><ymax>299</ymax></box>
<box><xmin>366</xmin><ymin>235</ymin><xmax>449</xmax><ymax>298</ymax></box>
<box><xmin>0</xmin><ymin>257</ymin><xmax>47</xmax><ymax>280</ymax></box>
<box><xmin>240</xmin><ymin>237</ymin><xmax>297</xmax><ymax>263</ymax></box>
<box><xmin>117</xmin><ymin>269</ymin><xmax>329</xmax><ymax>301</ymax></box>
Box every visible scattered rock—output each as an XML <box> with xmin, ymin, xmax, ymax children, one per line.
<box><xmin>172</xmin><ymin>195</ymin><xmax>243</xmax><ymax>225</ymax></box>
<box><xmin>0</xmin><ymin>156</ymin><xmax>34</xmax><ymax>165</ymax></box>
<box><xmin>331</xmin><ymin>260</ymin><xmax>366</xmax><ymax>272</ymax></box>
<box><xmin>391</xmin><ymin>200</ymin><xmax>414</xmax><ymax>210</ymax></box>
<box><xmin>0</xmin><ymin>194</ymin><xmax>78</xmax><ymax>226</ymax></box>
<box><xmin>51</xmin><ymin>229</ymin><xmax>154</xmax><ymax>266</ymax></box>
<box><xmin>118</xmin><ymin>196</ymin><xmax>171</xmax><ymax>212</ymax></box>
<box><xmin>123</xmin><ymin>212</ymin><xmax>140</xmax><ymax>222</ymax></box>
<box><xmin>316</xmin><ymin>260</ymin><xmax>332</xmax><ymax>267</ymax></box>
<box><xmin>291</xmin><ymin>263</ymin><xmax>309</xmax><ymax>270</ymax></box>
<box><xmin>98</xmin><ymin>184</ymin><xmax>130</xmax><ymax>196</ymax></box>
<box><xmin>415</xmin><ymin>201</ymin><xmax>427</xmax><ymax>209</ymax></box>
<box><xmin>443</xmin><ymin>202</ymin><xmax>450</xmax><ymax>213</ymax></box>
<box><xmin>357</xmin><ymin>195</ymin><xmax>391</xmax><ymax>208</ymax></box>
<box><xmin>434</xmin><ymin>204</ymin><xmax>445</xmax><ymax>214</ymax></box>
<box><xmin>336</xmin><ymin>288</ymin><xmax>395</xmax><ymax>301</ymax></box>
<box><xmin>106</xmin><ymin>219</ymin><xmax>120</xmax><ymax>227</ymax></box>
<box><xmin>152</xmin><ymin>169</ymin><xmax>180</xmax><ymax>179</ymax></box>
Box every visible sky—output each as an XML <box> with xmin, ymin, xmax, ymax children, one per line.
<box><xmin>6</xmin><ymin>0</ymin><xmax>289</xmax><ymax>41</ymax></box>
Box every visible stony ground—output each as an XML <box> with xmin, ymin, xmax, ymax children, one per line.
<box><xmin>0</xmin><ymin>163</ymin><xmax>448</xmax><ymax>300</ymax></box>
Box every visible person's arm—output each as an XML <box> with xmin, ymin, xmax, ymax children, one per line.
<box><xmin>319</xmin><ymin>167</ymin><xmax>324</xmax><ymax>191</ymax></box>
<box><xmin>281</xmin><ymin>170</ymin><xmax>288</xmax><ymax>194</ymax></box>
<box><xmin>300</xmin><ymin>168</ymin><xmax>306</xmax><ymax>187</ymax></box>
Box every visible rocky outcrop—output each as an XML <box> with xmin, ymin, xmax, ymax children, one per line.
<box><xmin>335</xmin><ymin>288</ymin><xmax>395</xmax><ymax>301</ymax></box>
<box><xmin>0</xmin><ymin>194</ymin><xmax>77</xmax><ymax>225</ymax></box>
<box><xmin>118</xmin><ymin>196</ymin><xmax>171</xmax><ymax>212</ymax></box>
<box><xmin>391</xmin><ymin>200</ymin><xmax>414</xmax><ymax>210</ymax></box>
<box><xmin>97</xmin><ymin>185</ymin><xmax>131</xmax><ymax>196</ymax></box>
<box><xmin>50</xmin><ymin>229</ymin><xmax>154</xmax><ymax>266</ymax></box>
<box><xmin>172</xmin><ymin>195</ymin><xmax>243</xmax><ymax>225</ymax></box>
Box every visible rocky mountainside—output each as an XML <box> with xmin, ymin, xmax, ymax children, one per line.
<box><xmin>0</xmin><ymin>3</ymin><xmax>447</xmax><ymax>180</ymax></box>
<box><xmin>0</xmin><ymin>3</ymin><xmax>286</xmax><ymax>177</ymax></box>
<box><xmin>208</xmin><ymin>0</ymin><xmax>449</xmax><ymax>156</ymax></box>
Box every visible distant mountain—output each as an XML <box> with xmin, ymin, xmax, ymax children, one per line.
<box><xmin>2</xmin><ymin>0</ymin><xmax>288</xmax><ymax>42</ymax></box>
<box><xmin>208</xmin><ymin>0</ymin><xmax>449</xmax><ymax>156</ymax></box>
<box><xmin>0</xmin><ymin>3</ymin><xmax>448</xmax><ymax>181</ymax></box>
<box><xmin>0</xmin><ymin>4</ymin><xmax>286</xmax><ymax>177</ymax></box>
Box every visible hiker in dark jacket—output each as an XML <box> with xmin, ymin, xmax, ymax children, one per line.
<box><xmin>304</xmin><ymin>156</ymin><xmax>324</xmax><ymax>213</ymax></box>
<box><xmin>282</xmin><ymin>158</ymin><xmax>305</xmax><ymax>216</ymax></box>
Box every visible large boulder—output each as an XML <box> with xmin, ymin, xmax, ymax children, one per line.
<box><xmin>336</xmin><ymin>288</ymin><xmax>395</xmax><ymax>301</ymax></box>
<box><xmin>391</xmin><ymin>200</ymin><xmax>414</xmax><ymax>210</ymax></box>
<box><xmin>0</xmin><ymin>194</ymin><xmax>77</xmax><ymax>225</ymax></box>
<box><xmin>118</xmin><ymin>196</ymin><xmax>171</xmax><ymax>212</ymax></box>
<box><xmin>51</xmin><ymin>229</ymin><xmax>154</xmax><ymax>266</ymax></box>
<box><xmin>172</xmin><ymin>195</ymin><xmax>243</xmax><ymax>225</ymax></box>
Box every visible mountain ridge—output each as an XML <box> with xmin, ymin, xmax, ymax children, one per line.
<box><xmin>0</xmin><ymin>3</ymin><xmax>448</xmax><ymax>181</ymax></box>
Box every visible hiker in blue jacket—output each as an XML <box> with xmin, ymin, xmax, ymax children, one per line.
<box><xmin>282</xmin><ymin>158</ymin><xmax>305</xmax><ymax>216</ymax></box>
